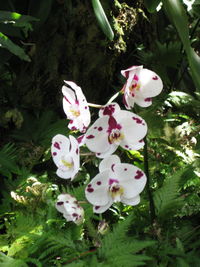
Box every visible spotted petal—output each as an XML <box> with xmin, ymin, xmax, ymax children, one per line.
<box><xmin>51</xmin><ymin>134</ymin><xmax>70</xmax><ymax>166</ymax></box>
<box><xmin>121</xmin><ymin>65</ymin><xmax>143</xmax><ymax>79</ymax></box>
<box><xmin>99</xmin><ymin>103</ymin><xmax>121</xmax><ymax>117</ymax></box>
<box><xmin>112</xmin><ymin>164</ymin><xmax>147</xmax><ymax>199</ymax></box>
<box><xmin>117</xmin><ymin>111</ymin><xmax>147</xmax><ymax>145</ymax></box>
<box><xmin>99</xmin><ymin>155</ymin><xmax>121</xmax><ymax>173</ymax></box>
<box><xmin>85</xmin><ymin>116</ymin><xmax>111</xmax><ymax>153</ymax></box>
<box><xmin>85</xmin><ymin>170</ymin><xmax>112</xmax><ymax>206</ymax></box>
<box><xmin>93</xmin><ymin>200</ymin><xmax>113</xmax><ymax>214</ymax></box>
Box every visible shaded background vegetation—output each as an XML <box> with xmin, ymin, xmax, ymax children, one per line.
<box><xmin>0</xmin><ymin>0</ymin><xmax>200</xmax><ymax>266</ymax></box>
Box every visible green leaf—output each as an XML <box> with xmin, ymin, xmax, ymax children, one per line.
<box><xmin>163</xmin><ymin>0</ymin><xmax>200</xmax><ymax>92</ymax></box>
<box><xmin>0</xmin><ymin>32</ymin><xmax>30</xmax><ymax>61</ymax></box>
<box><xmin>0</xmin><ymin>11</ymin><xmax>39</xmax><ymax>35</ymax></box>
<box><xmin>144</xmin><ymin>0</ymin><xmax>161</xmax><ymax>13</ymax></box>
<box><xmin>91</xmin><ymin>0</ymin><xmax>114</xmax><ymax>40</ymax></box>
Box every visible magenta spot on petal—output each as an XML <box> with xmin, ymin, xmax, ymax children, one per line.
<box><xmin>107</xmin><ymin>116</ymin><xmax>122</xmax><ymax>135</ymax></box>
<box><xmin>145</xmin><ymin>97</ymin><xmax>152</xmax><ymax>102</ymax></box>
<box><xmin>77</xmin><ymin>135</ymin><xmax>84</xmax><ymax>144</ymax></box>
<box><xmin>139</xmin><ymin>139</ymin><xmax>143</xmax><ymax>143</ymax></box>
<box><xmin>86</xmin><ymin>135</ymin><xmax>95</xmax><ymax>139</ymax></box>
<box><xmin>69</xmin><ymin>120</ymin><xmax>73</xmax><ymax>124</ymax></box>
<box><xmin>135</xmin><ymin>170</ymin><xmax>144</xmax><ymax>179</ymax></box>
<box><xmin>94</xmin><ymin>127</ymin><xmax>97</xmax><ymax>129</ymax></box>
<box><xmin>103</xmin><ymin>104</ymin><xmax>116</xmax><ymax>116</ymax></box>
<box><xmin>87</xmin><ymin>187</ymin><xmax>94</xmax><ymax>193</ymax></box>
<box><xmin>125</xmin><ymin>145</ymin><xmax>129</xmax><ymax>148</ymax></box>
<box><xmin>97</xmin><ymin>181</ymin><xmax>101</xmax><ymax>185</ymax></box>
<box><xmin>133</xmin><ymin>74</ymin><xmax>139</xmax><ymax>81</ymax></box>
<box><xmin>64</xmin><ymin>96</ymin><xmax>71</xmax><ymax>105</ymax></box>
<box><xmin>88</xmin><ymin>184</ymin><xmax>92</xmax><ymax>187</ymax></box>
<box><xmin>75</xmin><ymin>100</ymin><xmax>79</xmax><ymax>105</ymax></box>
<box><xmin>71</xmin><ymin>126</ymin><xmax>77</xmax><ymax>130</ymax></box>
<box><xmin>54</xmin><ymin>142</ymin><xmax>60</xmax><ymax>150</ymax></box>
<box><xmin>152</xmin><ymin>76</ymin><xmax>158</xmax><ymax>80</ymax></box>
<box><xmin>76</xmin><ymin>148</ymin><xmax>79</xmax><ymax>154</ymax></box>
<box><xmin>109</xmin><ymin>178</ymin><xmax>119</xmax><ymax>185</ymax></box>
<box><xmin>98</xmin><ymin>127</ymin><xmax>103</xmax><ymax>131</ymax></box>
<box><xmin>53</xmin><ymin>152</ymin><xmax>57</xmax><ymax>156</ymax></box>
<box><xmin>95</xmin><ymin>206</ymin><xmax>100</xmax><ymax>210</ymax></box>
<box><xmin>65</xmin><ymin>201</ymin><xmax>69</xmax><ymax>203</ymax></box>
<box><xmin>131</xmin><ymin>93</ymin><xmax>135</xmax><ymax>97</ymax></box>
<box><xmin>72</xmin><ymin>213</ymin><xmax>78</xmax><ymax>217</ymax></box>
<box><xmin>85</xmin><ymin>106</ymin><xmax>88</xmax><ymax>109</ymax></box>
<box><xmin>97</xmin><ymin>153</ymin><xmax>101</xmax><ymax>156</ymax></box>
<box><xmin>57</xmin><ymin>201</ymin><xmax>64</xmax><ymax>206</ymax></box>
<box><xmin>124</xmin><ymin>168</ymin><xmax>127</xmax><ymax>171</ymax></box>
<box><xmin>111</xmin><ymin>164</ymin><xmax>115</xmax><ymax>172</ymax></box>
<box><xmin>132</xmin><ymin>117</ymin><xmax>143</xmax><ymax>124</ymax></box>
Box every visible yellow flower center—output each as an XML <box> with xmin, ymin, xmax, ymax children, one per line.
<box><xmin>109</xmin><ymin>183</ymin><xmax>124</xmax><ymax>202</ymax></box>
<box><xmin>108</xmin><ymin>130</ymin><xmax>124</xmax><ymax>145</ymax></box>
<box><xmin>129</xmin><ymin>81</ymin><xmax>140</xmax><ymax>92</ymax></box>
<box><xmin>70</xmin><ymin>109</ymin><xmax>80</xmax><ymax>117</ymax></box>
<box><xmin>61</xmin><ymin>159</ymin><xmax>74</xmax><ymax>169</ymax></box>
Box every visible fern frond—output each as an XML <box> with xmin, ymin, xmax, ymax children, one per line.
<box><xmin>98</xmin><ymin>216</ymin><xmax>154</xmax><ymax>266</ymax></box>
<box><xmin>0</xmin><ymin>143</ymin><xmax>20</xmax><ymax>178</ymax></box>
<box><xmin>153</xmin><ymin>168</ymin><xmax>186</xmax><ymax>220</ymax></box>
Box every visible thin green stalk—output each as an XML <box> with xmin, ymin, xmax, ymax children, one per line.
<box><xmin>144</xmin><ymin>137</ymin><xmax>156</xmax><ymax>224</ymax></box>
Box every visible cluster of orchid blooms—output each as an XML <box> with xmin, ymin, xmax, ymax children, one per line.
<box><xmin>51</xmin><ymin>66</ymin><xmax>163</xmax><ymax>225</ymax></box>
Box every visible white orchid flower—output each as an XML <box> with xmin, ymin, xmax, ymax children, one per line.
<box><xmin>51</xmin><ymin>134</ymin><xmax>79</xmax><ymax>180</ymax></box>
<box><xmin>85</xmin><ymin>103</ymin><xmax>147</xmax><ymax>158</ymax></box>
<box><xmin>62</xmin><ymin>81</ymin><xmax>91</xmax><ymax>133</ymax></box>
<box><xmin>121</xmin><ymin>65</ymin><xmax>163</xmax><ymax>109</ymax></box>
<box><xmin>85</xmin><ymin>155</ymin><xmax>147</xmax><ymax>213</ymax></box>
<box><xmin>55</xmin><ymin>193</ymin><xmax>84</xmax><ymax>225</ymax></box>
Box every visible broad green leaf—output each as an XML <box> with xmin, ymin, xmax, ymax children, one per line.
<box><xmin>0</xmin><ymin>32</ymin><xmax>30</xmax><ymax>61</ymax></box>
<box><xmin>91</xmin><ymin>0</ymin><xmax>114</xmax><ymax>40</ymax></box>
<box><xmin>144</xmin><ymin>0</ymin><xmax>161</xmax><ymax>13</ymax></box>
<box><xmin>163</xmin><ymin>0</ymin><xmax>200</xmax><ymax>91</ymax></box>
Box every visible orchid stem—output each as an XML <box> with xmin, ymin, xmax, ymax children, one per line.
<box><xmin>144</xmin><ymin>137</ymin><xmax>156</xmax><ymax>224</ymax></box>
<box><xmin>107</xmin><ymin>92</ymin><xmax>120</xmax><ymax>104</ymax></box>
<box><xmin>88</xmin><ymin>92</ymin><xmax>120</xmax><ymax>108</ymax></box>
<box><xmin>88</xmin><ymin>103</ymin><xmax>103</xmax><ymax>108</ymax></box>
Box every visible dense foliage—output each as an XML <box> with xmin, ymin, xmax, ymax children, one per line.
<box><xmin>0</xmin><ymin>0</ymin><xmax>200</xmax><ymax>266</ymax></box>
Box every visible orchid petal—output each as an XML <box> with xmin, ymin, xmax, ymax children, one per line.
<box><xmin>113</xmin><ymin>164</ymin><xmax>147</xmax><ymax>199</ymax></box>
<box><xmin>99</xmin><ymin>155</ymin><xmax>121</xmax><ymax>172</ymax></box>
<box><xmin>85</xmin><ymin>170</ymin><xmax>112</xmax><ymax>206</ymax></box>
<box><xmin>93</xmin><ymin>200</ymin><xmax>113</xmax><ymax>213</ymax></box>
<box><xmin>117</xmin><ymin>111</ymin><xmax>147</xmax><ymax>143</ymax></box>
<box><xmin>99</xmin><ymin>103</ymin><xmax>121</xmax><ymax>117</ymax></box>
<box><xmin>85</xmin><ymin>116</ymin><xmax>110</xmax><ymax>153</ymax></box>
<box><xmin>121</xmin><ymin>195</ymin><xmax>140</xmax><ymax>206</ymax></box>
<box><xmin>51</xmin><ymin>134</ymin><xmax>70</xmax><ymax>166</ymax></box>
<box><xmin>136</xmin><ymin>68</ymin><xmax>163</xmax><ymax>97</ymax></box>
<box><xmin>121</xmin><ymin>65</ymin><xmax>143</xmax><ymax>78</ymax></box>
<box><xmin>96</xmin><ymin>144</ymin><xmax>118</xmax><ymax>158</ymax></box>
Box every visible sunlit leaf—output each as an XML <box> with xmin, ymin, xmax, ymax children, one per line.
<box><xmin>91</xmin><ymin>0</ymin><xmax>114</xmax><ymax>40</ymax></box>
<box><xmin>144</xmin><ymin>0</ymin><xmax>161</xmax><ymax>13</ymax></box>
<box><xmin>0</xmin><ymin>32</ymin><xmax>30</xmax><ymax>61</ymax></box>
<box><xmin>163</xmin><ymin>0</ymin><xmax>200</xmax><ymax>91</ymax></box>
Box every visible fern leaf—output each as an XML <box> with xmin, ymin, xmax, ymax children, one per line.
<box><xmin>153</xmin><ymin>168</ymin><xmax>186</xmax><ymax>220</ymax></box>
<box><xmin>0</xmin><ymin>143</ymin><xmax>20</xmax><ymax>178</ymax></box>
